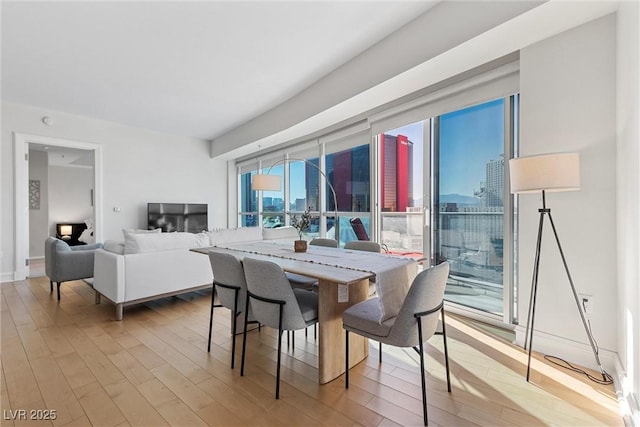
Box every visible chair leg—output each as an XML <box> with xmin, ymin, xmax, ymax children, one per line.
<box><xmin>50</xmin><ymin>280</ymin><xmax>53</xmax><ymax>293</ymax></box>
<box><xmin>56</xmin><ymin>282</ymin><xmax>61</xmax><ymax>301</ymax></box>
<box><xmin>417</xmin><ymin>317</ymin><xmax>428</xmax><ymax>426</ymax></box>
<box><xmin>379</xmin><ymin>342</ymin><xmax>382</xmax><ymax>363</ymax></box>
<box><xmin>240</xmin><ymin>294</ymin><xmax>251</xmax><ymax>377</ymax></box>
<box><xmin>275</xmin><ymin>306</ymin><xmax>284</xmax><ymax>399</ymax></box>
<box><xmin>208</xmin><ymin>284</ymin><xmax>216</xmax><ymax>353</ymax></box>
<box><xmin>230</xmin><ymin>289</ymin><xmax>239</xmax><ymax>369</ymax></box>
<box><xmin>345</xmin><ymin>330</ymin><xmax>349</xmax><ymax>389</ymax></box>
<box><xmin>441</xmin><ymin>306</ymin><xmax>451</xmax><ymax>392</ymax></box>
<box><xmin>314</xmin><ymin>323</ymin><xmax>317</xmax><ymax>340</ymax></box>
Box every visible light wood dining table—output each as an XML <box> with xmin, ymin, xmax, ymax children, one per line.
<box><xmin>193</xmin><ymin>241</ymin><xmax>417</xmax><ymax>384</ymax></box>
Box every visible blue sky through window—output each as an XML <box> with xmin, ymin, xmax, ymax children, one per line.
<box><xmin>440</xmin><ymin>98</ymin><xmax>504</xmax><ymax>196</ymax></box>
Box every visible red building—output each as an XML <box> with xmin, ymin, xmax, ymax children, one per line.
<box><xmin>380</xmin><ymin>134</ymin><xmax>413</xmax><ymax>212</ymax></box>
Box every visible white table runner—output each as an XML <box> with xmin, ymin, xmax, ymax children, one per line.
<box><xmin>215</xmin><ymin>240</ymin><xmax>418</xmax><ymax>322</ymax></box>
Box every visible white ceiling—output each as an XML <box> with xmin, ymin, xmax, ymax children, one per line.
<box><xmin>1</xmin><ymin>1</ymin><xmax>438</xmax><ymax>141</ymax></box>
<box><xmin>30</xmin><ymin>144</ymin><xmax>94</xmax><ymax>168</ymax></box>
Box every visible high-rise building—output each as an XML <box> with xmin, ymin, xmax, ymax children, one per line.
<box><xmin>380</xmin><ymin>134</ymin><xmax>414</xmax><ymax>212</ymax></box>
<box><xmin>485</xmin><ymin>157</ymin><xmax>504</xmax><ymax>207</ymax></box>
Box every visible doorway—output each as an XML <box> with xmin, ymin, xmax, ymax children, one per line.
<box><xmin>13</xmin><ymin>133</ymin><xmax>102</xmax><ymax>281</ymax></box>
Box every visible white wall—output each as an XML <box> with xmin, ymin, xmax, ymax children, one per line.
<box><xmin>518</xmin><ymin>15</ymin><xmax>617</xmax><ymax>368</ymax></box>
<box><xmin>1</xmin><ymin>102</ymin><xmax>229</xmax><ymax>281</ymax></box>
<box><xmin>48</xmin><ymin>165</ymin><xmax>94</xmax><ymax>236</ymax></box>
<box><xmin>616</xmin><ymin>1</ymin><xmax>640</xmax><ymax>423</ymax></box>
<box><xmin>28</xmin><ymin>150</ymin><xmax>49</xmax><ymax>258</ymax></box>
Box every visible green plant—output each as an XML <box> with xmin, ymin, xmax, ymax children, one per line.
<box><xmin>289</xmin><ymin>207</ymin><xmax>311</xmax><ymax>240</ymax></box>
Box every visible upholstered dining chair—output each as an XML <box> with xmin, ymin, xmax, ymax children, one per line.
<box><xmin>344</xmin><ymin>240</ymin><xmax>381</xmax><ymax>253</ymax></box>
<box><xmin>44</xmin><ymin>237</ymin><xmax>103</xmax><ymax>300</ymax></box>
<box><xmin>343</xmin><ymin>262</ymin><xmax>451</xmax><ymax>426</ymax></box>
<box><xmin>308</xmin><ymin>238</ymin><xmax>339</xmax><ymax>248</ymax></box>
<box><xmin>241</xmin><ymin>257</ymin><xmax>319</xmax><ymax>399</ymax></box>
<box><xmin>208</xmin><ymin>251</ymin><xmax>258</xmax><ymax>369</ymax></box>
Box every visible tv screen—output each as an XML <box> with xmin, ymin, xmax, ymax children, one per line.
<box><xmin>148</xmin><ymin>203</ymin><xmax>208</xmax><ymax>233</ymax></box>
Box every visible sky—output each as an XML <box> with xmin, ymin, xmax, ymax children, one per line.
<box><xmin>438</xmin><ymin>98</ymin><xmax>505</xmax><ymax>196</ymax></box>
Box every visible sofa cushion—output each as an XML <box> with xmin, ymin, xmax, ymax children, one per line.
<box><xmin>207</xmin><ymin>227</ymin><xmax>262</xmax><ymax>246</ymax></box>
<box><xmin>124</xmin><ymin>232</ymin><xmax>209</xmax><ymax>254</ymax></box>
<box><xmin>122</xmin><ymin>228</ymin><xmax>161</xmax><ymax>240</ymax></box>
<box><xmin>103</xmin><ymin>240</ymin><xmax>125</xmax><ymax>255</ymax></box>
<box><xmin>262</xmin><ymin>226</ymin><xmax>299</xmax><ymax>241</ymax></box>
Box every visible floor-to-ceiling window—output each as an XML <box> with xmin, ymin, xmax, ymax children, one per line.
<box><xmin>434</xmin><ymin>98</ymin><xmax>512</xmax><ymax>316</ymax></box>
<box><xmin>238</xmin><ymin>167</ymin><xmax>258</xmax><ymax>227</ymax></box>
<box><xmin>236</xmin><ymin>63</ymin><xmax>519</xmax><ymax>325</ymax></box>
<box><xmin>326</xmin><ymin>143</ymin><xmax>370</xmax><ymax>244</ymax></box>
<box><xmin>378</xmin><ymin>123</ymin><xmax>426</xmax><ymax>258</ymax></box>
<box><xmin>261</xmin><ymin>163</ymin><xmax>285</xmax><ymax>228</ymax></box>
<box><xmin>374</xmin><ymin>92</ymin><xmax>518</xmax><ymax>323</ymax></box>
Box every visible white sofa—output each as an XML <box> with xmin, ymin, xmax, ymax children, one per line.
<box><xmin>94</xmin><ymin>226</ymin><xmax>298</xmax><ymax>320</ymax></box>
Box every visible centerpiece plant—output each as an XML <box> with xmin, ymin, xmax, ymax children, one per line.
<box><xmin>289</xmin><ymin>207</ymin><xmax>311</xmax><ymax>252</ymax></box>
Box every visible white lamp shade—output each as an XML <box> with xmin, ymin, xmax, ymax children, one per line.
<box><xmin>252</xmin><ymin>174</ymin><xmax>281</xmax><ymax>191</ymax></box>
<box><xmin>60</xmin><ymin>225</ymin><xmax>73</xmax><ymax>236</ymax></box>
<box><xmin>509</xmin><ymin>152</ymin><xmax>580</xmax><ymax>193</ymax></box>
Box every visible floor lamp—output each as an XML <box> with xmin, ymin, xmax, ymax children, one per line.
<box><xmin>509</xmin><ymin>152</ymin><xmax>608</xmax><ymax>383</ymax></box>
<box><xmin>251</xmin><ymin>157</ymin><xmax>339</xmax><ymax>239</ymax></box>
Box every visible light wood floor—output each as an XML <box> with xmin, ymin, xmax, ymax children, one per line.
<box><xmin>1</xmin><ymin>277</ymin><xmax>622</xmax><ymax>426</ymax></box>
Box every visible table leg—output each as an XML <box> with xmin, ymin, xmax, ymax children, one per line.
<box><xmin>317</xmin><ymin>278</ymin><xmax>369</xmax><ymax>384</ymax></box>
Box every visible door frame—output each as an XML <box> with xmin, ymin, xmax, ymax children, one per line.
<box><xmin>13</xmin><ymin>132</ymin><xmax>103</xmax><ymax>281</ymax></box>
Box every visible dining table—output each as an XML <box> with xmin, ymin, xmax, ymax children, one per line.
<box><xmin>193</xmin><ymin>240</ymin><xmax>418</xmax><ymax>384</ymax></box>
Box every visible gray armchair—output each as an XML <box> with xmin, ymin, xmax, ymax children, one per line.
<box><xmin>44</xmin><ymin>237</ymin><xmax>103</xmax><ymax>300</ymax></box>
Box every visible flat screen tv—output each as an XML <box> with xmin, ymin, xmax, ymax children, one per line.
<box><xmin>147</xmin><ymin>203</ymin><xmax>208</xmax><ymax>233</ymax></box>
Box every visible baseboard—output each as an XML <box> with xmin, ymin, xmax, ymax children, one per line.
<box><xmin>0</xmin><ymin>272</ymin><xmax>15</xmax><ymax>283</ymax></box>
<box><xmin>614</xmin><ymin>355</ymin><xmax>640</xmax><ymax>426</ymax></box>
<box><xmin>514</xmin><ymin>324</ymin><xmax>617</xmax><ymax>374</ymax></box>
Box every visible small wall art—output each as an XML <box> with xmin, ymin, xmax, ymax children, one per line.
<box><xmin>29</xmin><ymin>179</ymin><xmax>40</xmax><ymax>210</ymax></box>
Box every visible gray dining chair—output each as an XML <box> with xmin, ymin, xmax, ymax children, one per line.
<box><xmin>208</xmin><ymin>251</ymin><xmax>258</xmax><ymax>369</ymax></box>
<box><xmin>241</xmin><ymin>257</ymin><xmax>319</xmax><ymax>399</ymax></box>
<box><xmin>344</xmin><ymin>240</ymin><xmax>381</xmax><ymax>253</ymax></box>
<box><xmin>343</xmin><ymin>262</ymin><xmax>451</xmax><ymax>426</ymax></box>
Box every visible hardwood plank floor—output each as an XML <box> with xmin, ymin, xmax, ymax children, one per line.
<box><xmin>1</xmin><ymin>277</ymin><xmax>622</xmax><ymax>426</ymax></box>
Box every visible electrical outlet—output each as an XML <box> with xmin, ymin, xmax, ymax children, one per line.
<box><xmin>580</xmin><ymin>294</ymin><xmax>594</xmax><ymax>315</ymax></box>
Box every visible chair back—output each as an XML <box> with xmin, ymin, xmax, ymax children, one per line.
<box><xmin>209</xmin><ymin>251</ymin><xmax>247</xmax><ymax>310</ymax></box>
<box><xmin>242</xmin><ymin>257</ymin><xmax>308</xmax><ymax>330</ymax></box>
<box><xmin>310</xmin><ymin>238</ymin><xmax>338</xmax><ymax>248</ymax></box>
<box><xmin>387</xmin><ymin>262</ymin><xmax>450</xmax><ymax>347</ymax></box>
<box><xmin>344</xmin><ymin>240</ymin><xmax>381</xmax><ymax>253</ymax></box>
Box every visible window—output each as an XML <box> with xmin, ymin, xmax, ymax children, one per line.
<box><xmin>434</xmin><ymin>97</ymin><xmax>515</xmax><ymax>317</ymax></box>
<box><xmin>239</xmin><ymin>169</ymin><xmax>258</xmax><ymax>227</ymax></box>
<box><xmin>326</xmin><ymin>143</ymin><xmax>370</xmax><ymax>243</ymax></box>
